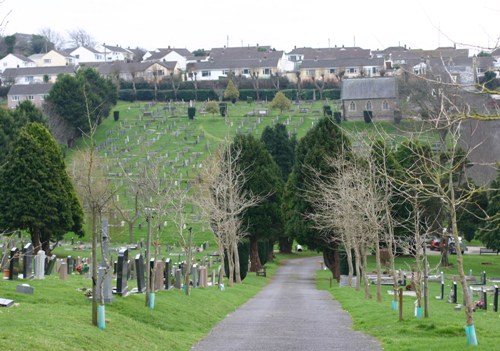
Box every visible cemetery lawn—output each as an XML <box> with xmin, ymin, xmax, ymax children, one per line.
<box><xmin>317</xmin><ymin>254</ymin><xmax>500</xmax><ymax>350</ymax></box>
<box><xmin>0</xmin><ymin>254</ymin><xmax>294</xmax><ymax>351</ymax></box>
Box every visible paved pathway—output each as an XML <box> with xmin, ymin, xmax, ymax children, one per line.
<box><xmin>192</xmin><ymin>256</ymin><xmax>382</xmax><ymax>351</ymax></box>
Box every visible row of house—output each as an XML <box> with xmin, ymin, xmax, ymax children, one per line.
<box><xmin>4</xmin><ymin>44</ymin><xmax>499</xmax><ymax>114</ymax></box>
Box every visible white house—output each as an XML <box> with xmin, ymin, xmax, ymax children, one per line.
<box><xmin>1</xmin><ymin>66</ymin><xmax>76</xmax><ymax>85</ymax></box>
<box><xmin>69</xmin><ymin>46</ymin><xmax>104</xmax><ymax>64</ymax></box>
<box><xmin>94</xmin><ymin>44</ymin><xmax>134</xmax><ymax>62</ymax></box>
<box><xmin>0</xmin><ymin>53</ymin><xmax>35</xmax><ymax>73</ymax></box>
<box><xmin>142</xmin><ymin>48</ymin><xmax>193</xmax><ymax>70</ymax></box>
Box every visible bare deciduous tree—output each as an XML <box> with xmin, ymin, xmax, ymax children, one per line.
<box><xmin>67</xmin><ymin>28</ymin><xmax>95</xmax><ymax>48</ymax></box>
<box><xmin>39</xmin><ymin>27</ymin><xmax>65</xmax><ymax>50</ymax></box>
<box><xmin>196</xmin><ymin>141</ymin><xmax>262</xmax><ymax>287</ymax></box>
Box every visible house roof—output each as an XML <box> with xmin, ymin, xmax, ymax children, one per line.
<box><xmin>287</xmin><ymin>47</ymin><xmax>371</xmax><ymax>59</ymax></box>
<box><xmin>83</xmin><ymin>61</ymin><xmax>177</xmax><ymax>75</ymax></box>
<box><xmin>193</xmin><ymin>56</ymin><xmax>281</xmax><ymax>70</ymax></box>
<box><xmin>2</xmin><ymin>65</ymin><xmax>76</xmax><ymax>79</ymax></box>
<box><xmin>208</xmin><ymin>46</ymin><xmax>282</xmax><ymax>61</ymax></box>
<box><xmin>341</xmin><ymin>77</ymin><xmax>397</xmax><ymax>100</ymax></box>
<box><xmin>300</xmin><ymin>58</ymin><xmax>384</xmax><ymax>69</ymax></box>
<box><xmin>103</xmin><ymin>45</ymin><xmax>133</xmax><ymax>54</ymax></box>
<box><xmin>9</xmin><ymin>53</ymin><xmax>34</xmax><ymax>62</ymax></box>
<box><xmin>8</xmin><ymin>83</ymin><xmax>53</xmax><ymax>95</ymax></box>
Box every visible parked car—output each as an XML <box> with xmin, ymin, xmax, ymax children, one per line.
<box><xmin>429</xmin><ymin>237</ymin><xmax>467</xmax><ymax>254</ymax></box>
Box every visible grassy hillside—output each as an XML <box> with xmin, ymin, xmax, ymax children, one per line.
<box><xmin>67</xmin><ymin>99</ymin><xmax>438</xmax><ymax>246</ymax></box>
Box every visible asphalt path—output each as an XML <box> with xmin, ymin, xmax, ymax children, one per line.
<box><xmin>191</xmin><ymin>256</ymin><xmax>382</xmax><ymax>351</ymax></box>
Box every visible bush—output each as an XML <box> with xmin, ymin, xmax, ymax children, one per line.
<box><xmin>258</xmin><ymin>240</ymin><xmax>270</xmax><ymax>266</ymax></box>
<box><xmin>118</xmin><ymin>89</ymin><xmax>135</xmax><ymax>102</ymax></box>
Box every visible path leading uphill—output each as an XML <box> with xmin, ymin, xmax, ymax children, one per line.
<box><xmin>192</xmin><ymin>256</ymin><xmax>382</xmax><ymax>351</ymax></box>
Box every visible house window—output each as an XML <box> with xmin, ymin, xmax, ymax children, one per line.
<box><xmin>307</xmin><ymin>70</ymin><xmax>315</xmax><ymax>76</ymax></box>
<box><xmin>222</xmin><ymin>69</ymin><xmax>229</xmax><ymax>76</ymax></box>
<box><xmin>12</xmin><ymin>95</ymin><xmax>19</xmax><ymax>101</ymax></box>
<box><xmin>243</xmin><ymin>68</ymin><xmax>250</xmax><ymax>75</ymax></box>
<box><xmin>262</xmin><ymin>68</ymin><xmax>271</xmax><ymax>75</ymax></box>
<box><xmin>156</xmin><ymin>70</ymin><xmax>164</xmax><ymax>76</ymax></box>
<box><xmin>382</xmin><ymin>100</ymin><xmax>389</xmax><ymax>110</ymax></box>
<box><xmin>349</xmin><ymin>101</ymin><xmax>356</xmax><ymax>111</ymax></box>
<box><xmin>44</xmin><ymin>59</ymin><xmax>51</xmax><ymax>64</ymax></box>
<box><xmin>366</xmin><ymin>101</ymin><xmax>372</xmax><ymax>110</ymax></box>
<box><xmin>202</xmin><ymin>70</ymin><xmax>211</xmax><ymax>77</ymax></box>
<box><xmin>25</xmin><ymin>76</ymin><xmax>34</xmax><ymax>83</ymax></box>
<box><xmin>329</xmin><ymin>68</ymin><xmax>336</xmax><ymax>74</ymax></box>
<box><xmin>372</xmin><ymin>67</ymin><xmax>378</xmax><ymax>74</ymax></box>
<box><xmin>347</xmin><ymin>67</ymin><xmax>357</xmax><ymax>74</ymax></box>
<box><xmin>28</xmin><ymin>95</ymin><xmax>34</xmax><ymax>100</ymax></box>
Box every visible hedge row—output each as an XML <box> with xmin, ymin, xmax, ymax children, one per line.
<box><xmin>118</xmin><ymin>88</ymin><xmax>340</xmax><ymax>102</ymax></box>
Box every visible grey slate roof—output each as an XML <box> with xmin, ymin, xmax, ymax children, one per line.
<box><xmin>83</xmin><ymin>61</ymin><xmax>177</xmax><ymax>74</ymax></box>
<box><xmin>287</xmin><ymin>47</ymin><xmax>371</xmax><ymax>59</ymax></box>
<box><xmin>2</xmin><ymin>65</ymin><xmax>76</xmax><ymax>79</ymax></box>
<box><xmin>194</xmin><ymin>56</ymin><xmax>281</xmax><ymax>70</ymax></box>
<box><xmin>8</xmin><ymin>83</ymin><xmax>53</xmax><ymax>95</ymax></box>
<box><xmin>300</xmin><ymin>58</ymin><xmax>384</xmax><ymax>69</ymax></box>
<box><xmin>11</xmin><ymin>53</ymin><xmax>34</xmax><ymax>62</ymax></box>
<box><xmin>341</xmin><ymin>77</ymin><xmax>397</xmax><ymax>100</ymax></box>
<box><xmin>208</xmin><ymin>46</ymin><xmax>282</xmax><ymax>61</ymax></box>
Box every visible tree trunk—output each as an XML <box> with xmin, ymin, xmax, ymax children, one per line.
<box><xmin>374</xmin><ymin>238</ymin><xmax>382</xmax><ymax>303</ymax></box>
<box><xmin>233</xmin><ymin>241</ymin><xmax>241</xmax><ymax>283</ymax></box>
<box><xmin>440</xmin><ymin>235</ymin><xmax>450</xmax><ymax>267</ymax></box>
<box><xmin>128</xmin><ymin>222</ymin><xmax>134</xmax><ymax>244</ymax></box>
<box><xmin>91</xmin><ymin>208</ymin><xmax>98</xmax><ymax>326</ymax></box>
<box><xmin>323</xmin><ymin>245</ymin><xmax>340</xmax><ymax>282</ymax></box>
<box><xmin>361</xmin><ymin>245</ymin><xmax>372</xmax><ymax>299</ymax></box>
<box><xmin>353</xmin><ymin>243</ymin><xmax>362</xmax><ymax>291</ymax></box>
<box><xmin>249</xmin><ymin>236</ymin><xmax>261</xmax><ymax>272</ymax></box>
<box><xmin>278</xmin><ymin>236</ymin><xmax>293</xmax><ymax>254</ymax></box>
<box><xmin>31</xmin><ymin>229</ymin><xmax>41</xmax><ymax>254</ymax></box>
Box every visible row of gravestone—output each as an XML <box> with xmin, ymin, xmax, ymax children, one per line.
<box><xmin>112</xmin><ymin>249</ymin><xmax>223</xmax><ymax>301</ymax></box>
<box><xmin>6</xmin><ymin>244</ymin><xmax>57</xmax><ymax>280</ymax></box>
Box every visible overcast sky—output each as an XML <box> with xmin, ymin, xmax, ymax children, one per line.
<box><xmin>2</xmin><ymin>0</ymin><xmax>499</xmax><ymax>53</ymax></box>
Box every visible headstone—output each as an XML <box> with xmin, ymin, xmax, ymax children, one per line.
<box><xmin>164</xmin><ymin>258</ymin><xmax>171</xmax><ymax>290</ymax></box>
<box><xmin>154</xmin><ymin>260</ymin><xmax>164</xmax><ymax>291</ymax></box>
<box><xmin>191</xmin><ymin>264</ymin><xmax>198</xmax><ymax>288</ymax></box>
<box><xmin>135</xmin><ymin>254</ymin><xmax>145</xmax><ymax>293</ymax></box>
<box><xmin>22</xmin><ymin>243</ymin><xmax>34</xmax><ymax>279</ymax></box>
<box><xmin>16</xmin><ymin>284</ymin><xmax>34</xmax><ymax>294</ymax></box>
<box><xmin>67</xmin><ymin>256</ymin><xmax>74</xmax><ymax>274</ymax></box>
<box><xmin>126</xmin><ymin>260</ymin><xmax>132</xmax><ymax>281</ymax></box>
<box><xmin>34</xmin><ymin>250</ymin><xmax>46</xmax><ymax>279</ymax></box>
<box><xmin>59</xmin><ymin>262</ymin><xmax>68</xmax><ymax>280</ymax></box>
<box><xmin>116</xmin><ymin>248</ymin><xmax>129</xmax><ymax>296</ymax></box>
<box><xmin>211</xmin><ymin>270</ymin><xmax>216</xmax><ymax>286</ymax></box>
<box><xmin>0</xmin><ymin>298</ymin><xmax>14</xmax><ymax>307</ymax></box>
<box><xmin>175</xmin><ymin>269</ymin><xmax>182</xmax><ymax>289</ymax></box>
<box><xmin>45</xmin><ymin>255</ymin><xmax>56</xmax><ymax>275</ymax></box>
<box><xmin>8</xmin><ymin>248</ymin><xmax>19</xmax><ymax>280</ymax></box>
<box><xmin>97</xmin><ymin>266</ymin><xmax>114</xmax><ymax>303</ymax></box>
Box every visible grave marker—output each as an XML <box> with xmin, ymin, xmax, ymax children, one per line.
<box><xmin>135</xmin><ymin>253</ymin><xmax>145</xmax><ymax>293</ymax></box>
<box><xmin>8</xmin><ymin>248</ymin><xmax>19</xmax><ymax>280</ymax></box>
<box><xmin>22</xmin><ymin>243</ymin><xmax>34</xmax><ymax>279</ymax></box>
<box><xmin>116</xmin><ymin>248</ymin><xmax>129</xmax><ymax>296</ymax></box>
<box><xmin>34</xmin><ymin>250</ymin><xmax>46</xmax><ymax>279</ymax></box>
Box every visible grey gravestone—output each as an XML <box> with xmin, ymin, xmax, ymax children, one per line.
<box><xmin>0</xmin><ymin>298</ymin><xmax>14</xmax><ymax>307</ymax></box>
<box><xmin>155</xmin><ymin>261</ymin><xmax>164</xmax><ymax>291</ymax></box>
<box><xmin>175</xmin><ymin>269</ymin><xmax>182</xmax><ymax>289</ymax></box>
<box><xmin>22</xmin><ymin>243</ymin><xmax>34</xmax><ymax>279</ymax></box>
<box><xmin>97</xmin><ymin>267</ymin><xmax>114</xmax><ymax>303</ymax></box>
<box><xmin>8</xmin><ymin>248</ymin><xmax>19</xmax><ymax>280</ymax></box>
<box><xmin>16</xmin><ymin>284</ymin><xmax>34</xmax><ymax>294</ymax></box>
<box><xmin>59</xmin><ymin>262</ymin><xmax>68</xmax><ymax>280</ymax></box>
<box><xmin>127</xmin><ymin>260</ymin><xmax>132</xmax><ymax>281</ymax></box>
<box><xmin>191</xmin><ymin>264</ymin><xmax>198</xmax><ymax>288</ymax></box>
<box><xmin>34</xmin><ymin>250</ymin><xmax>46</xmax><ymax>279</ymax></box>
<box><xmin>211</xmin><ymin>270</ymin><xmax>216</xmax><ymax>286</ymax></box>
<box><xmin>135</xmin><ymin>254</ymin><xmax>145</xmax><ymax>293</ymax></box>
<box><xmin>116</xmin><ymin>248</ymin><xmax>129</xmax><ymax>296</ymax></box>
<box><xmin>164</xmin><ymin>258</ymin><xmax>171</xmax><ymax>290</ymax></box>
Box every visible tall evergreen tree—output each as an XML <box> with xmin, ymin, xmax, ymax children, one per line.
<box><xmin>283</xmin><ymin>117</ymin><xmax>350</xmax><ymax>279</ymax></box>
<box><xmin>477</xmin><ymin>170</ymin><xmax>500</xmax><ymax>251</ymax></box>
<box><xmin>0</xmin><ymin>123</ymin><xmax>84</xmax><ymax>254</ymax></box>
<box><xmin>232</xmin><ymin>134</ymin><xmax>283</xmax><ymax>271</ymax></box>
